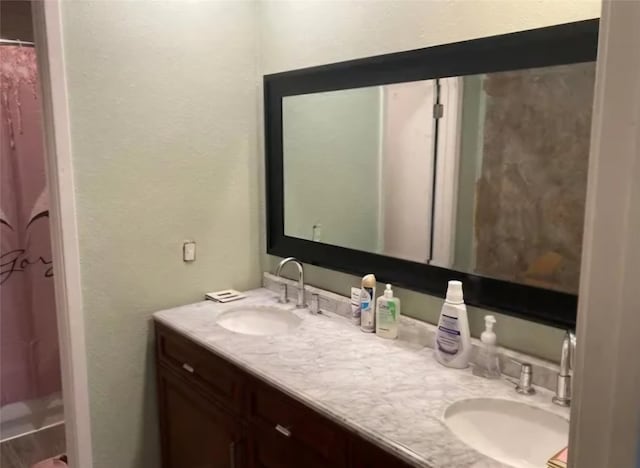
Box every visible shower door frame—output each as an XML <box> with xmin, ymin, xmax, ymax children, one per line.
<box><xmin>31</xmin><ymin>2</ymin><xmax>93</xmax><ymax>467</ymax></box>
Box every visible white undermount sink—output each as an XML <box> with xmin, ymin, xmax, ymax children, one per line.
<box><xmin>444</xmin><ymin>398</ymin><xmax>569</xmax><ymax>468</ymax></box>
<box><xmin>216</xmin><ymin>306</ymin><xmax>302</xmax><ymax>336</ymax></box>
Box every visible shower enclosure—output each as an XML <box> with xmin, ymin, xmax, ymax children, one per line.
<box><xmin>0</xmin><ymin>37</ymin><xmax>65</xmax><ymax>466</ymax></box>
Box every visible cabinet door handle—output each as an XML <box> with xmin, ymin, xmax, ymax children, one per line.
<box><xmin>275</xmin><ymin>424</ymin><xmax>291</xmax><ymax>437</ymax></box>
<box><xmin>181</xmin><ymin>363</ymin><xmax>194</xmax><ymax>373</ymax></box>
<box><xmin>229</xmin><ymin>441</ymin><xmax>236</xmax><ymax>468</ymax></box>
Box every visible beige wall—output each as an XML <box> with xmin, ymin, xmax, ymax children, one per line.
<box><xmin>61</xmin><ymin>2</ymin><xmax>260</xmax><ymax>467</ymax></box>
<box><xmin>259</xmin><ymin>0</ymin><xmax>600</xmax><ymax>362</ymax></box>
<box><xmin>259</xmin><ymin>1</ymin><xmax>600</xmax><ymax>75</ymax></box>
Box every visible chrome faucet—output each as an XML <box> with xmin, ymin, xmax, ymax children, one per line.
<box><xmin>553</xmin><ymin>330</ymin><xmax>576</xmax><ymax>407</ymax></box>
<box><xmin>275</xmin><ymin>257</ymin><xmax>306</xmax><ymax>308</ymax></box>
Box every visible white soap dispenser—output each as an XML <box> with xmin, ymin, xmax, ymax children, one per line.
<box><xmin>434</xmin><ymin>280</ymin><xmax>472</xmax><ymax>368</ymax></box>
<box><xmin>473</xmin><ymin>315</ymin><xmax>501</xmax><ymax>379</ymax></box>
<box><xmin>376</xmin><ymin>284</ymin><xmax>400</xmax><ymax>339</ymax></box>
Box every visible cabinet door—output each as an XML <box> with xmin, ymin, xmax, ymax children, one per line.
<box><xmin>247</xmin><ymin>422</ymin><xmax>329</xmax><ymax>468</ymax></box>
<box><xmin>157</xmin><ymin>366</ymin><xmax>244</xmax><ymax>468</ymax></box>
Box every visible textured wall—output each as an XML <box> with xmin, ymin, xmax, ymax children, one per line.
<box><xmin>259</xmin><ymin>0</ymin><xmax>600</xmax><ymax>361</ymax></box>
<box><xmin>259</xmin><ymin>1</ymin><xmax>600</xmax><ymax>75</ymax></box>
<box><xmin>61</xmin><ymin>2</ymin><xmax>260</xmax><ymax>467</ymax></box>
<box><xmin>474</xmin><ymin>63</ymin><xmax>596</xmax><ymax>294</ymax></box>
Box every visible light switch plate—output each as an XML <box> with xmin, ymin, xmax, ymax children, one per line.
<box><xmin>183</xmin><ymin>241</ymin><xmax>196</xmax><ymax>262</ymax></box>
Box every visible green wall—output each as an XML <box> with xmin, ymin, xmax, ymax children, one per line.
<box><xmin>283</xmin><ymin>87</ymin><xmax>381</xmax><ymax>252</ymax></box>
<box><xmin>453</xmin><ymin>75</ymin><xmax>486</xmax><ymax>272</ymax></box>
<box><xmin>62</xmin><ymin>2</ymin><xmax>260</xmax><ymax>466</ymax></box>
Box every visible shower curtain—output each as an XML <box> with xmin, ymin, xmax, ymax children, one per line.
<box><xmin>0</xmin><ymin>45</ymin><xmax>61</xmax><ymax>407</ymax></box>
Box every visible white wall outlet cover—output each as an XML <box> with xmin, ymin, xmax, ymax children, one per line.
<box><xmin>183</xmin><ymin>241</ymin><xmax>196</xmax><ymax>262</ymax></box>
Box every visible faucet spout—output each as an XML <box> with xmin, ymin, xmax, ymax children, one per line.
<box><xmin>275</xmin><ymin>257</ymin><xmax>306</xmax><ymax>308</ymax></box>
<box><xmin>553</xmin><ymin>330</ymin><xmax>576</xmax><ymax>406</ymax></box>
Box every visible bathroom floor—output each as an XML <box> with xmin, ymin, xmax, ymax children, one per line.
<box><xmin>0</xmin><ymin>424</ymin><xmax>65</xmax><ymax>468</ymax></box>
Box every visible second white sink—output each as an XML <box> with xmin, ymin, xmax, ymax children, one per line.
<box><xmin>444</xmin><ymin>398</ymin><xmax>569</xmax><ymax>468</ymax></box>
<box><xmin>216</xmin><ymin>306</ymin><xmax>302</xmax><ymax>336</ymax></box>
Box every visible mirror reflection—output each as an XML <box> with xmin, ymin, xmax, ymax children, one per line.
<box><xmin>283</xmin><ymin>62</ymin><xmax>596</xmax><ymax>294</ymax></box>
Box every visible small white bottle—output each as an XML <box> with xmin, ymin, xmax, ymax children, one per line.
<box><xmin>472</xmin><ymin>315</ymin><xmax>501</xmax><ymax>379</ymax></box>
<box><xmin>434</xmin><ymin>280</ymin><xmax>472</xmax><ymax>369</ymax></box>
<box><xmin>376</xmin><ymin>284</ymin><xmax>400</xmax><ymax>339</ymax></box>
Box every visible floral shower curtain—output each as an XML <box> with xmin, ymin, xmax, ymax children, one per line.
<box><xmin>0</xmin><ymin>45</ymin><xmax>61</xmax><ymax>406</ymax></box>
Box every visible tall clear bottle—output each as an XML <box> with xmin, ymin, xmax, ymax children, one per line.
<box><xmin>472</xmin><ymin>315</ymin><xmax>501</xmax><ymax>379</ymax></box>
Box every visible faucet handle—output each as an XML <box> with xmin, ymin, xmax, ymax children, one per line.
<box><xmin>514</xmin><ymin>362</ymin><xmax>536</xmax><ymax>395</ymax></box>
<box><xmin>278</xmin><ymin>283</ymin><xmax>288</xmax><ymax>304</ymax></box>
<box><xmin>309</xmin><ymin>294</ymin><xmax>320</xmax><ymax>314</ymax></box>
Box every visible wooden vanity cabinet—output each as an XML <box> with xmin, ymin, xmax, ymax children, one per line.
<box><xmin>155</xmin><ymin>323</ymin><xmax>415</xmax><ymax>468</ymax></box>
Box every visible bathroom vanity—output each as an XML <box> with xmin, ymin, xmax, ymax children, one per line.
<box><xmin>154</xmin><ymin>288</ymin><xmax>569</xmax><ymax>468</ymax></box>
<box><xmin>155</xmin><ymin>21</ymin><xmax>597</xmax><ymax>467</ymax></box>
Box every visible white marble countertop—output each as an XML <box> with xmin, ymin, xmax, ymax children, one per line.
<box><xmin>153</xmin><ymin>288</ymin><xmax>569</xmax><ymax>468</ymax></box>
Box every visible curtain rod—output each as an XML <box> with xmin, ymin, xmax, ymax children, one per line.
<box><xmin>0</xmin><ymin>39</ymin><xmax>35</xmax><ymax>47</ymax></box>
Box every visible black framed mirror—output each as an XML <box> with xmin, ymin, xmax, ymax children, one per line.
<box><xmin>264</xmin><ymin>19</ymin><xmax>599</xmax><ymax>329</ymax></box>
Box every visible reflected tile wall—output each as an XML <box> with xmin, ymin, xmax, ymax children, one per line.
<box><xmin>474</xmin><ymin>62</ymin><xmax>596</xmax><ymax>294</ymax></box>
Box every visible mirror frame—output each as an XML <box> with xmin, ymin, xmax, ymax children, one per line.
<box><xmin>264</xmin><ymin>19</ymin><xmax>599</xmax><ymax>329</ymax></box>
